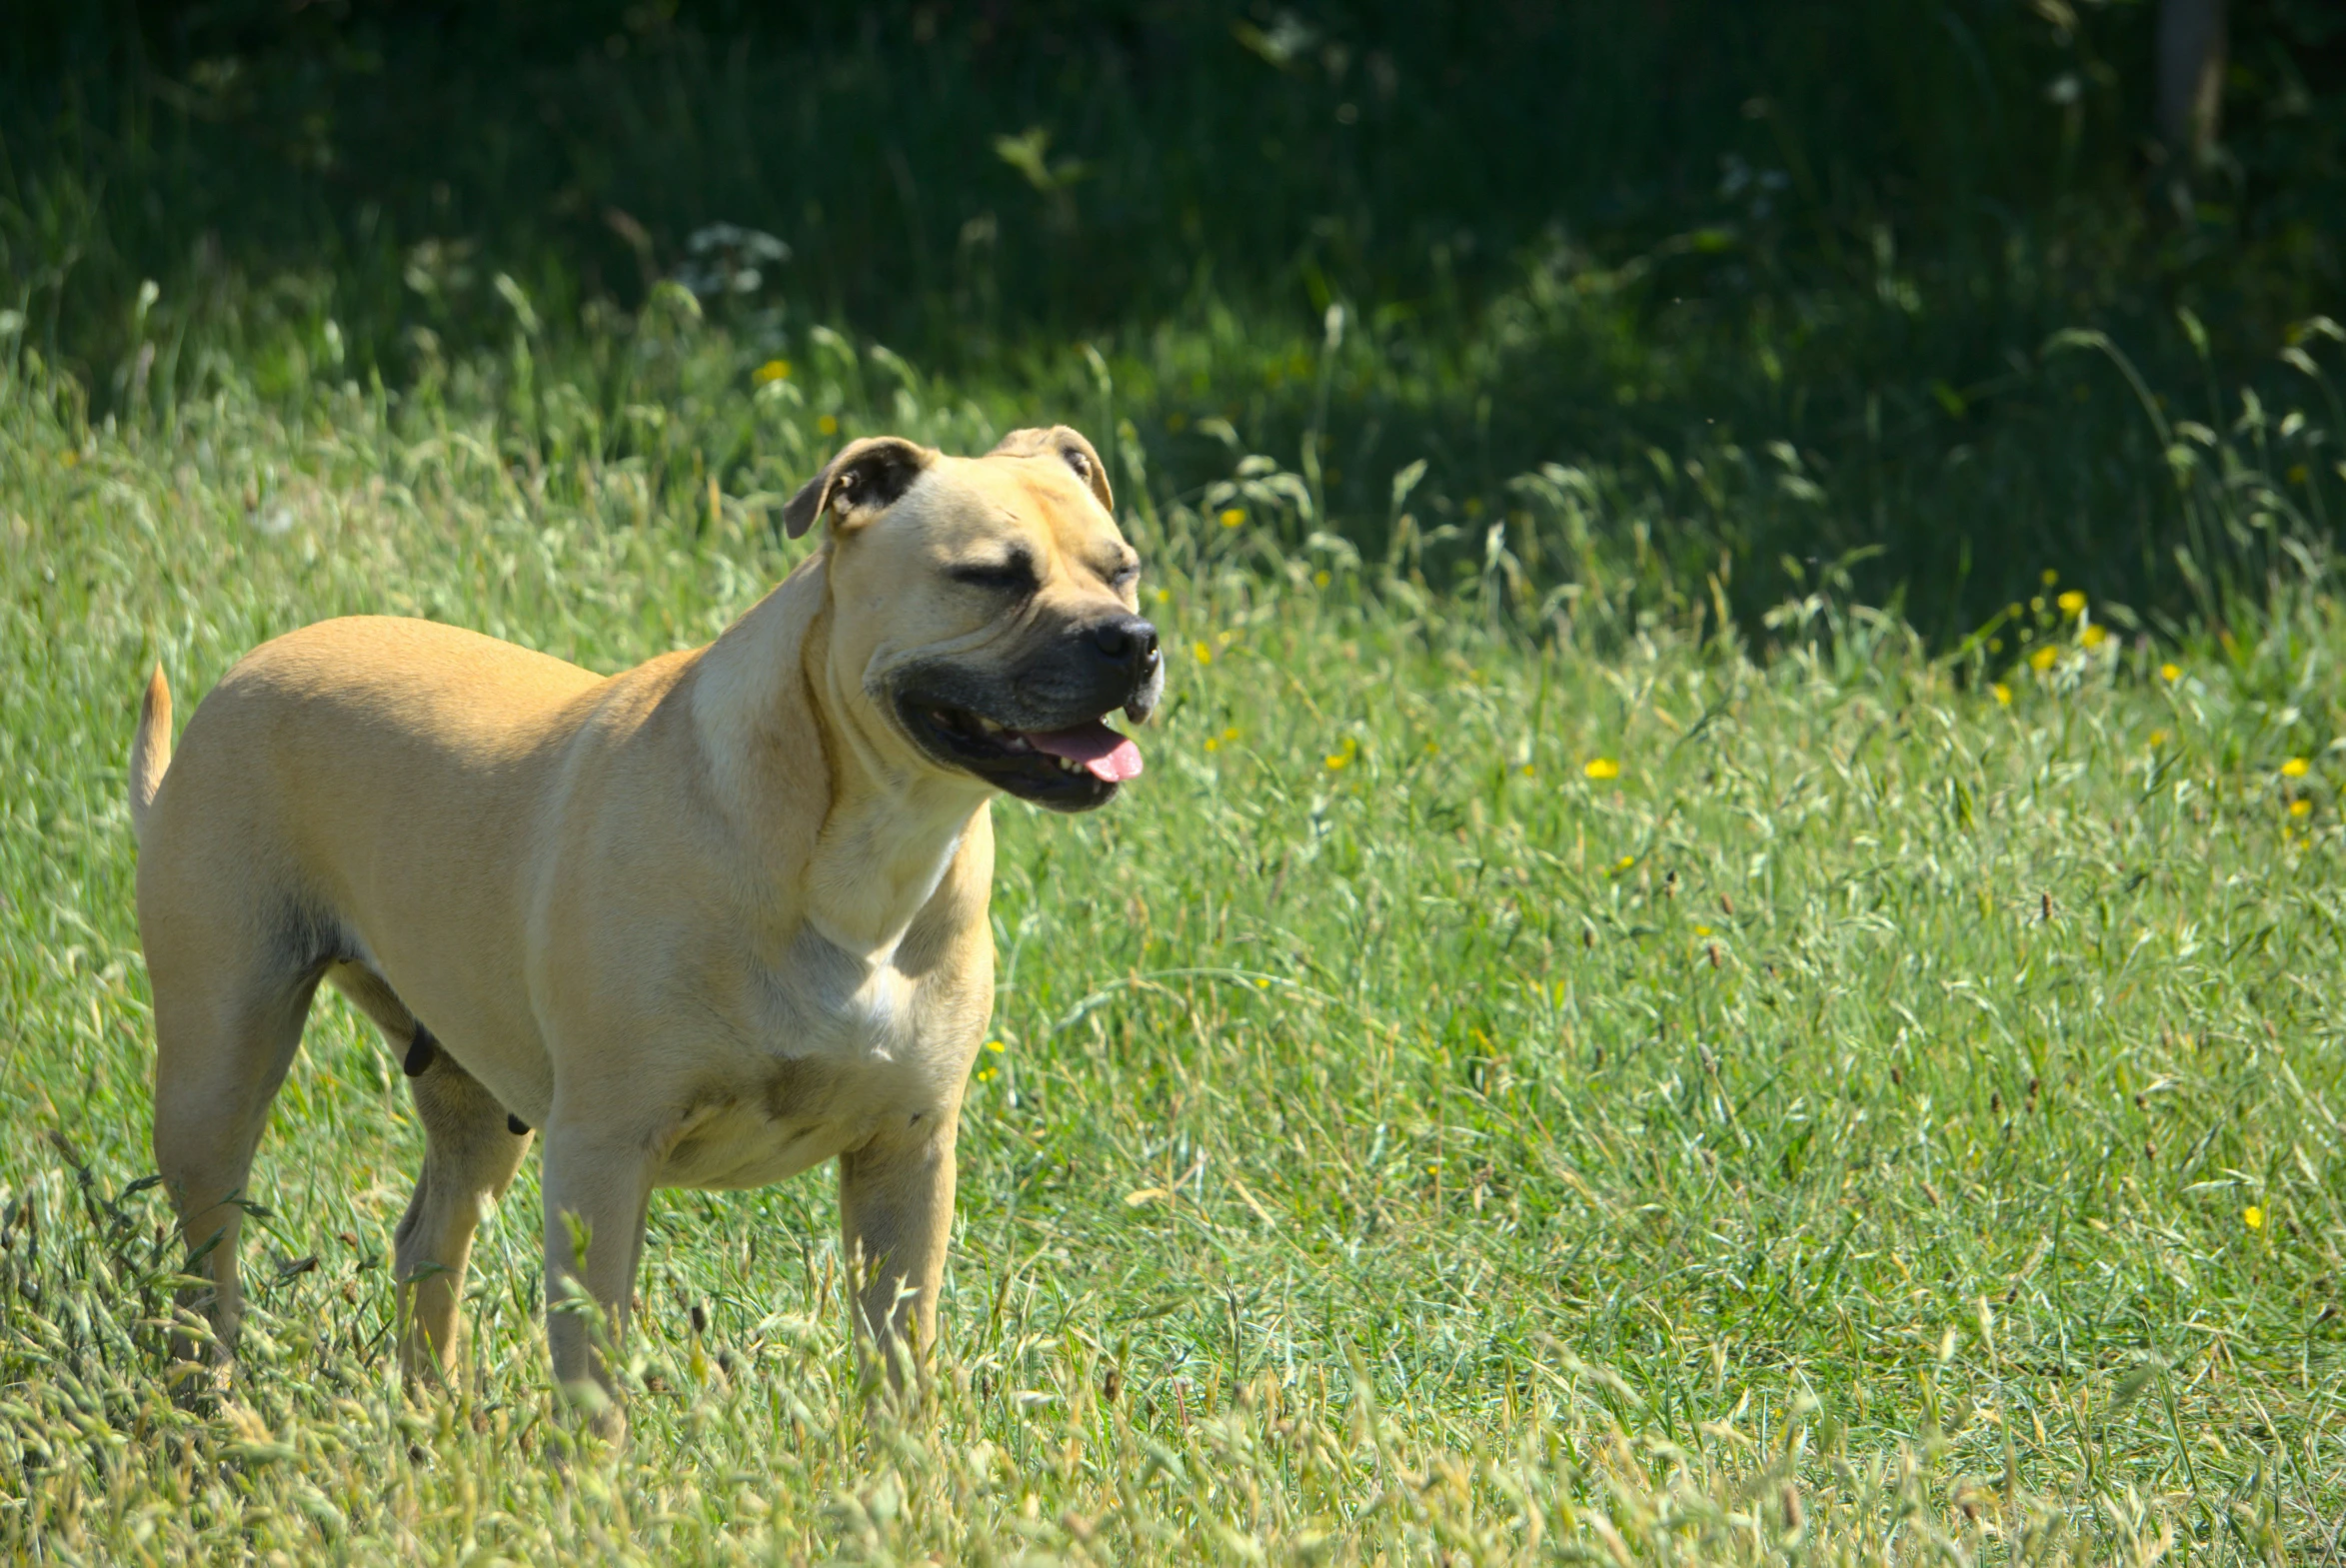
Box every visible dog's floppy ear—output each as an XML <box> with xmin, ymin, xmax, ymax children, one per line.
<box><xmin>990</xmin><ymin>425</ymin><xmax>1114</xmax><ymax>515</ymax></box>
<box><xmin>782</xmin><ymin>437</ymin><xmax>938</xmax><ymax>540</ymax></box>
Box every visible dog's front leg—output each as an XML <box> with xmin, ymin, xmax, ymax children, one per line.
<box><xmin>839</xmin><ymin>1126</ymin><xmax>958</xmax><ymax>1395</ymax></box>
<box><xmin>539</xmin><ymin>1125</ymin><xmax>653</xmax><ymax>1429</ymax></box>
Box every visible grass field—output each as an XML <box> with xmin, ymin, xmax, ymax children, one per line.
<box><xmin>9</xmin><ymin>299</ymin><xmax>2346</xmax><ymax>1564</ymax></box>
<box><xmin>11</xmin><ymin>8</ymin><xmax>2346</xmax><ymax>1560</ymax></box>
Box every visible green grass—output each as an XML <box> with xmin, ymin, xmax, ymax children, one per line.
<box><xmin>11</xmin><ymin>310</ymin><xmax>2346</xmax><ymax>1562</ymax></box>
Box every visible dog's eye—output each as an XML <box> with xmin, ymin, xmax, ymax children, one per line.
<box><xmin>1110</xmin><ymin>561</ymin><xmax>1141</xmax><ymax>590</ymax></box>
<box><xmin>1064</xmin><ymin>449</ymin><xmax>1093</xmax><ymax>483</ymax></box>
<box><xmin>950</xmin><ymin>556</ymin><xmax>1038</xmax><ymax>593</ymax></box>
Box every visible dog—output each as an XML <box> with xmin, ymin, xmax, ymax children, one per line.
<box><xmin>128</xmin><ymin>426</ymin><xmax>1160</xmax><ymax>1411</ymax></box>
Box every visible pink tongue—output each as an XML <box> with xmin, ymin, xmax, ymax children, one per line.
<box><xmin>1027</xmin><ymin>722</ymin><xmax>1145</xmax><ymax>782</ymax></box>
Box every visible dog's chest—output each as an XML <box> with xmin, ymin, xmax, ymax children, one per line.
<box><xmin>809</xmin><ymin>957</ymin><xmax>921</xmax><ymax>1061</ymax></box>
<box><xmin>651</xmin><ymin>938</ymin><xmax>971</xmax><ymax>1190</ymax></box>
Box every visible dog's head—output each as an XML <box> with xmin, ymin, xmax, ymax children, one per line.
<box><xmin>783</xmin><ymin>426</ymin><xmax>1163</xmax><ymax>812</ymax></box>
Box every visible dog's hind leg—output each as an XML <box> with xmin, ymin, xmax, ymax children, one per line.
<box><xmin>149</xmin><ymin>950</ymin><xmax>324</xmax><ymax>1373</ymax></box>
<box><xmin>393</xmin><ymin>1039</ymin><xmax>533</xmax><ymax>1385</ymax></box>
<box><xmin>319</xmin><ymin>963</ymin><xmax>534</xmax><ymax>1383</ymax></box>
<box><xmin>319</xmin><ymin>963</ymin><xmax>533</xmax><ymax>1383</ymax></box>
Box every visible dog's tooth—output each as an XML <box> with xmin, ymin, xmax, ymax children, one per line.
<box><xmin>1002</xmin><ymin>735</ymin><xmax>1032</xmax><ymax>753</ymax></box>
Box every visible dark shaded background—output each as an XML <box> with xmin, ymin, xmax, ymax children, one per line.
<box><xmin>7</xmin><ymin>1</ymin><xmax>2345</xmax><ymax>638</ymax></box>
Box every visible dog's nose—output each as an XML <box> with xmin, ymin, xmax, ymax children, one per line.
<box><xmin>1090</xmin><ymin>618</ymin><xmax>1161</xmax><ymax>677</ymax></box>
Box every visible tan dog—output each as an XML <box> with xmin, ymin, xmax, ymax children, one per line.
<box><xmin>128</xmin><ymin>427</ymin><xmax>1160</xmax><ymax>1408</ymax></box>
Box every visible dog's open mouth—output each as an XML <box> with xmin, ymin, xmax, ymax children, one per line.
<box><xmin>906</xmin><ymin>701</ymin><xmax>1143</xmax><ymax>807</ymax></box>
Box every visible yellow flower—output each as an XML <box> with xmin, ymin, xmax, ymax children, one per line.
<box><xmin>976</xmin><ymin>1064</ymin><xmax>999</xmax><ymax>1083</ymax></box>
<box><xmin>1202</xmin><ymin>738</ymin><xmax>1218</xmax><ymax>753</ymax></box>
<box><xmin>1313</xmin><ymin>570</ymin><xmax>1330</xmax><ymax>588</ymax></box>
<box><xmin>2159</xmin><ymin>663</ymin><xmax>2181</xmax><ymax>683</ymax></box>
<box><xmin>1221</xmin><ymin>727</ymin><xmax>1239</xmax><ymax>742</ymax></box>
<box><xmin>1254</xmin><ymin>977</ymin><xmax>1270</xmax><ymax>989</ymax></box>
<box><xmin>2057</xmin><ymin>590</ymin><xmax>2086</xmax><ymax>616</ymax></box>
<box><xmin>1324</xmin><ymin>737</ymin><xmax>1357</xmax><ymax>771</ymax></box>
<box><xmin>1613</xmin><ymin>854</ymin><xmax>1636</xmax><ymax>872</ymax></box>
<box><xmin>2041</xmin><ymin>569</ymin><xmax>2059</xmax><ymax>587</ymax></box>
<box><xmin>2029</xmin><ymin>645</ymin><xmax>2059</xmax><ymax>673</ymax></box>
<box><xmin>986</xmin><ymin>1039</ymin><xmax>1006</xmax><ymax>1053</ymax></box>
<box><xmin>1519</xmin><ymin>763</ymin><xmax>1535</xmax><ymax>777</ymax></box>
<box><xmin>817</xmin><ymin>413</ymin><xmax>840</xmax><ymax>436</ymax></box>
<box><xmin>2282</xmin><ymin>757</ymin><xmax>2310</xmax><ymax>778</ymax></box>
<box><xmin>1987</xmin><ymin>638</ymin><xmax>2003</xmax><ymax>654</ymax></box>
<box><xmin>1583</xmin><ymin>757</ymin><xmax>1621</xmax><ymax>781</ymax></box>
<box><xmin>2150</xmin><ymin>729</ymin><xmax>2169</xmax><ymax>747</ymax></box>
<box><xmin>2080</xmin><ymin>624</ymin><xmax>2108</xmax><ymax>650</ymax></box>
<box><xmin>2244</xmin><ymin>1205</ymin><xmax>2264</xmax><ymax>1231</ymax></box>
<box><xmin>753</xmin><ymin>358</ymin><xmax>792</xmax><ymax>384</ymax></box>
<box><xmin>1191</xmin><ymin>641</ymin><xmax>1212</xmax><ymax>665</ymax></box>
<box><xmin>1219</xmin><ymin>507</ymin><xmax>1244</xmax><ymax>529</ymax></box>
<box><xmin>2290</xmin><ymin>798</ymin><xmax>2312</xmax><ymax>817</ymax></box>
<box><xmin>1991</xmin><ymin>683</ymin><xmax>2012</xmax><ymax>706</ymax></box>
<box><xmin>1693</xmin><ymin>924</ymin><xmax>1712</xmax><ymax>936</ymax></box>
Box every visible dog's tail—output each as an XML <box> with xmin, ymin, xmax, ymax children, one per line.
<box><xmin>130</xmin><ymin>664</ymin><xmax>173</xmax><ymax>844</ymax></box>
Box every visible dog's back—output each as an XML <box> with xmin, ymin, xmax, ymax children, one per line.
<box><xmin>135</xmin><ymin>618</ymin><xmax>607</xmax><ymax>966</ymax></box>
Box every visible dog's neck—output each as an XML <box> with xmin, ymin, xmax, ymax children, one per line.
<box><xmin>691</xmin><ymin>558</ymin><xmax>992</xmax><ymax>960</ymax></box>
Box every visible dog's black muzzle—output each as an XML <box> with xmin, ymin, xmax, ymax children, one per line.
<box><xmin>891</xmin><ymin>616</ymin><xmax>1164</xmax><ymax>810</ymax></box>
